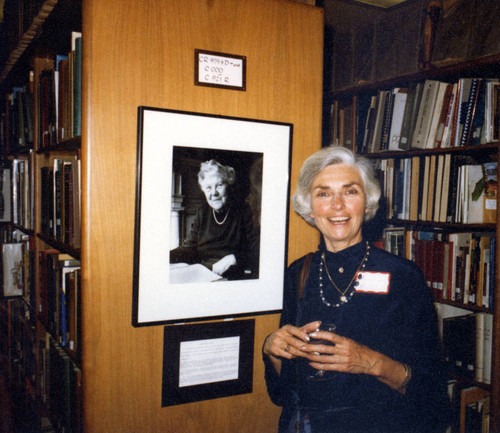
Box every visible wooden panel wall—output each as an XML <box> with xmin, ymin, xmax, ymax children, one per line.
<box><xmin>81</xmin><ymin>0</ymin><xmax>323</xmax><ymax>431</ymax></box>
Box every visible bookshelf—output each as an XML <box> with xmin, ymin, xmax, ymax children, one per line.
<box><xmin>0</xmin><ymin>0</ymin><xmax>324</xmax><ymax>431</ymax></box>
<box><xmin>0</xmin><ymin>0</ymin><xmax>82</xmax><ymax>430</ymax></box>
<box><xmin>324</xmin><ymin>1</ymin><xmax>500</xmax><ymax>431</ymax></box>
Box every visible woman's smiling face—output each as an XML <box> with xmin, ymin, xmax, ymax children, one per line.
<box><xmin>309</xmin><ymin>163</ymin><xmax>367</xmax><ymax>252</ymax></box>
<box><xmin>200</xmin><ymin>171</ymin><xmax>228</xmax><ymax>211</ymax></box>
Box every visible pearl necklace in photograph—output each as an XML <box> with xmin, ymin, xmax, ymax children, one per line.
<box><xmin>213</xmin><ymin>208</ymin><xmax>230</xmax><ymax>225</ymax></box>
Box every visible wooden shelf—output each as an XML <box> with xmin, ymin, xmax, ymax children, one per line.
<box><xmin>331</xmin><ymin>53</ymin><xmax>500</xmax><ymax>98</ymax></box>
<box><xmin>37</xmin><ymin>233</ymin><xmax>80</xmax><ymax>260</ymax></box>
<box><xmin>384</xmin><ymin>219</ymin><xmax>496</xmax><ymax>232</ymax></box>
<box><xmin>437</xmin><ymin>298</ymin><xmax>493</xmax><ymax>314</ymax></box>
<box><xmin>0</xmin><ymin>0</ymin><xmax>59</xmax><ymax>86</ymax></box>
<box><xmin>448</xmin><ymin>371</ymin><xmax>492</xmax><ymax>392</ymax></box>
<box><xmin>362</xmin><ymin>142</ymin><xmax>500</xmax><ymax>159</ymax></box>
<box><xmin>36</xmin><ymin>136</ymin><xmax>81</xmax><ymax>154</ymax></box>
<box><xmin>11</xmin><ymin>224</ymin><xmax>35</xmax><ymax>237</ymax></box>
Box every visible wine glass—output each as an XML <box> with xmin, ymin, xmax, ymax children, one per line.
<box><xmin>307</xmin><ymin>323</ymin><xmax>336</xmax><ymax>381</ymax></box>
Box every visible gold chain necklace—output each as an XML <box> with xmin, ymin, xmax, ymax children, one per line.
<box><xmin>319</xmin><ymin>241</ymin><xmax>370</xmax><ymax>308</ymax></box>
<box><xmin>213</xmin><ymin>207</ymin><xmax>230</xmax><ymax>225</ymax></box>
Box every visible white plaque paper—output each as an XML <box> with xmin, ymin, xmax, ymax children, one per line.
<box><xmin>179</xmin><ymin>336</ymin><xmax>240</xmax><ymax>387</ymax></box>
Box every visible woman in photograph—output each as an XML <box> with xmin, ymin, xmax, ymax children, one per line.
<box><xmin>170</xmin><ymin>159</ymin><xmax>260</xmax><ymax>280</ymax></box>
<box><xmin>263</xmin><ymin>146</ymin><xmax>451</xmax><ymax>433</ymax></box>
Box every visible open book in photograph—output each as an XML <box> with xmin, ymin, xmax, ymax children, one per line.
<box><xmin>169</xmin><ymin>263</ymin><xmax>223</xmax><ymax>284</ymax></box>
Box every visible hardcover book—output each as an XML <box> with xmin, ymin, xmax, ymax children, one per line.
<box><xmin>443</xmin><ymin>313</ymin><xmax>476</xmax><ymax>378</ymax></box>
<box><xmin>2</xmin><ymin>242</ymin><xmax>24</xmax><ymax>297</ymax></box>
<box><xmin>388</xmin><ymin>88</ymin><xmax>408</xmax><ymax>151</ymax></box>
<box><xmin>411</xmin><ymin>80</ymin><xmax>440</xmax><ymax>149</ymax></box>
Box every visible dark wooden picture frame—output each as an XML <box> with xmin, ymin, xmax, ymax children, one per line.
<box><xmin>162</xmin><ymin>319</ymin><xmax>255</xmax><ymax>406</ymax></box>
<box><xmin>132</xmin><ymin>107</ymin><xmax>292</xmax><ymax>326</ymax></box>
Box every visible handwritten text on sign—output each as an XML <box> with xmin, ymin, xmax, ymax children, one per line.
<box><xmin>195</xmin><ymin>50</ymin><xmax>246</xmax><ymax>90</ymax></box>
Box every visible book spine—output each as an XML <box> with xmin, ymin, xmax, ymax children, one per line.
<box><xmin>459</xmin><ymin>79</ymin><xmax>481</xmax><ymax>147</ymax></box>
<box><xmin>388</xmin><ymin>88</ymin><xmax>408</xmax><ymax>150</ymax></box>
<box><xmin>483</xmin><ymin>313</ymin><xmax>493</xmax><ymax>384</ymax></box>
<box><xmin>412</xmin><ymin>80</ymin><xmax>438</xmax><ymax>149</ymax></box>
<box><xmin>380</xmin><ymin>90</ymin><xmax>395</xmax><ymax>150</ymax></box>
<box><xmin>435</xmin><ymin>83</ymin><xmax>453</xmax><ymax>148</ymax></box>
<box><xmin>73</xmin><ymin>35</ymin><xmax>82</xmax><ymax>137</ymax></box>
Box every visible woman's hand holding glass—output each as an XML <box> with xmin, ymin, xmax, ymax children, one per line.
<box><xmin>302</xmin><ymin>327</ymin><xmax>381</xmax><ymax>377</ymax></box>
<box><xmin>264</xmin><ymin>321</ymin><xmax>321</xmax><ymax>362</ymax></box>
<box><xmin>264</xmin><ymin>320</ymin><xmax>386</xmax><ymax>380</ymax></box>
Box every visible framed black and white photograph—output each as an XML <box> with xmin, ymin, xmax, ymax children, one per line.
<box><xmin>132</xmin><ymin>107</ymin><xmax>292</xmax><ymax>326</ymax></box>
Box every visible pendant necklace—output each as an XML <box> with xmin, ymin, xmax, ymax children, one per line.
<box><xmin>213</xmin><ymin>207</ymin><xmax>230</xmax><ymax>225</ymax></box>
<box><xmin>318</xmin><ymin>241</ymin><xmax>370</xmax><ymax>308</ymax></box>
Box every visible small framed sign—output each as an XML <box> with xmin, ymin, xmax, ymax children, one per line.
<box><xmin>162</xmin><ymin>319</ymin><xmax>254</xmax><ymax>406</ymax></box>
<box><xmin>195</xmin><ymin>49</ymin><xmax>246</xmax><ymax>91</ymax></box>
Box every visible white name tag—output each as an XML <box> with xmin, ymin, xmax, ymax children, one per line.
<box><xmin>355</xmin><ymin>271</ymin><xmax>390</xmax><ymax>294</ymax></box>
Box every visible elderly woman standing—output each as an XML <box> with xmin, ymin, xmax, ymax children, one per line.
<box><xmin>263</xmin><ymin>146</ymin><xmax>451</xmax><ymax>433</ymax></box>
<box><xmin>170</xmin><ymin>159</ymin><xmax>260</xmax><ymax>280</ymax></box>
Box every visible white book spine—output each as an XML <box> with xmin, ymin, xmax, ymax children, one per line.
<box><xmin>388</xmin><ymin>89</ymin><xmax>408</xmax><ymax>150</ymax></box>
<box><xmin>412</xmin><ymin>80</ymin><xmax>439</xmax><ymax>149</ymax></box>
<box><xmin>425</xmin><ymin>83</ymin><xmax>448</xmax><ymax>149</ymax></box>
<box><xmin>483</xmin><ymin>313</ymin><xmax>493</xmax><ymax>384</ymax></box>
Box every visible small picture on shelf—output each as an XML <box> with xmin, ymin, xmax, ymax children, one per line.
<box><xmin>2</xmin><ymin>242</ymin><xmax>24</xmax><ymax>297</ymax></box>
<box><xmin>132</xmin><ymin>107</ymin><xmax>292</xmax><ymax>326</ymax></box>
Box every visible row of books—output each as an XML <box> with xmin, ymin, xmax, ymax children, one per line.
<box><xmin>381</xmin><ymin>230</ymin><xmax>495</xmax><ymax>310</ymax></box>
<box><xmin>38</xmin><ymin>250</ymin><xmax>81</xmax><ymax>360</ymax></box>
<box><xmin>0</xmin><ymin>30</ymin><xmax>81</xmax><ymax>154</ymax></box>
<box><xmin>12</xmin><ymin>156</ymin><xmax>35</xmax><ymax>230</ymax></box>
<box><xmin>419</xmin><ymin>231</ymin><xmax>494</xmax><ymax>309</ymax></box>
<box><xmin>5</xmin><ymin>81</ymin><xmax>35</xmax><ymax>151</ymax></box>
<box><xmin>41</xmin><ymin>157</ymin><xmax>81</xmax><ymax>249</ymax></box>
<box><xmin>0</xmin><ymin>297</ymin><xmax>51</xmax><ymax>431</ymax></box>
<box><xmin>39</xmin><ymin>333</ymin><xmax>82</xmax><ymax>433</ymax></box>
<box><xmin>39</xmin><ymin>31</ymin><xmax>82</xmax><ymax>148</ymax></box>
<box><xmin>1</xmin><ymin>154</ymin><xmax>81</xmax><ymax>249</ymax></box>
<box><xmin>377</xmin><ymin>156</ymin><xmax>497</xmax><ymax>225</ymax></box>
<box><xmin>6</xmin><ymin>298</ymin><xmax>37</xmax><ymax>385</ymax></box>
<box><xmin>330</xmin><ymin>78</ymin><xmax>500</xmax><ymax>153</ymax></box>
<box><xmin>0</xmin><ymin>296</ymin><xmax>79</xmax><ymax>433</ymax></box>
<box><xmin>442</xmin><ymin>312</ymin><xmax>493</xmax><ymax>385</ymax></box>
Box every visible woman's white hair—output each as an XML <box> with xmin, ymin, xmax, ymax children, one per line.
<box><xmin>198</xmin><ymin>159</ymin><xmax>236</xmax><ymax>186</ymax></box>
<box><xmin>292</xmin><ymin>146</ymin><xmax>381</xmax><ymax>227</ymax></box>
